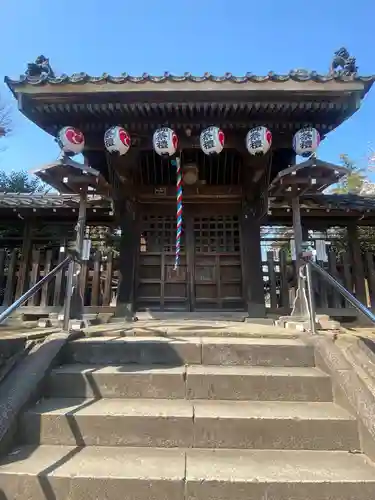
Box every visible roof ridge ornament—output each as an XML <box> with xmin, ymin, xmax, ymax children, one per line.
<box><xmin>25</xmin><ymin>55</ymin><xmax>55</xmax><ymax>80</ymax></box>
<box><xmin>330</xmin><ymin>48</ymin><xmax>358</xmax><ymax>76</ymax></box>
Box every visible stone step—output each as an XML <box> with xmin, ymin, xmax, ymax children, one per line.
<box><xmin>64</xmin><ymin>336</ymin><xmax>315</xmax><ymax>367</ymax></box>
<box><xmin>21</xmin><ymin>398</ymin><xmax>359</xmax><ymax>450</ymax></box>
<box><xmin>1</xmin><ymin>446</ymin><xmax>375</xmax><ymax>500</ymax></box>
<box><xmin>47</xmin><ymin>364</ymin><xmax>332</xmax><ymax>401</ymax></box>
<box><xmin>84</xmin><ymin>320</ymin><xmax>299</xmax><ymax>338</ymax></box>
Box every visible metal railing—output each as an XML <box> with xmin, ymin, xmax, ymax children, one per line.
<box><xmin>305</xmin><ymin>259</ymin><xmax>375</xmax><ymax>328</ymax></box>
<box><xmin>0</xmin><ymin>254</ymin><xmax>73</xmax><ymax>327</ymax></box>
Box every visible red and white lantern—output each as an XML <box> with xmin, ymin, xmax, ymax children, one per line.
<box><xmin>246</xmin><ymin>126</ymin><xmax>272</xmax><ymax>155</ymax></box>
<box><xmin>57</xmin><ymin>126</ymin><xmax>85</xmax><ymax>155</ymax></box>
<box><xmin>293</xmin><ymin>127</ymin><xmax>320</xmax><ymax>157</ymax></box>
<box><xmin>153</xmin><ymin>127</ymin><xmax>178</xmax><ymax>156</ymax></box>
<box><xmin>104</xmin><ymin>126</ymin><xmax>131</xmax><ymax>155</ymax></box>
<box><xmin>200</xmin><ymin>126</ymin><xmax>225</xmax><ymax>155</ymax></box>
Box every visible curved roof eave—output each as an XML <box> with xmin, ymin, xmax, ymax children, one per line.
<box><xmin>5</xmin><ymin>70</ymin><xmax>375</xmax><ymax>99</ymax></box>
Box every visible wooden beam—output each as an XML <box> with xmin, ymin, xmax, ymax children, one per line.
<box><xmin>35</xmin><ymin>112</ymin><xmax>340</xmax><ymax>133</ymax></box>
<box><xmin>137</xmin><ymin>184</ymin><xmax>242</xmax><ymax>200</ymax></box>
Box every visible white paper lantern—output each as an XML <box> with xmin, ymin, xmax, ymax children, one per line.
<box><xmin>57</xmin><ymin>126</ymin><xmax>85</xmax><ymax>155</ymax></box>
<box><xmin>246</xmin><ymin>126</ymin><xmax>272</xmax><ymax>155</ymax></box>
<box><xmin>104</xmin><ymin>126</ymin><xmax>131</xmax><ymax>155</ymax></box>
<box><xmin>153</xmin><ymin>127</ymin><xmax>178</xmax><ymax>156</ymax></box>
<box><xmin>293</xmin><ymin>127</ymin><xmax>320</xmax><ymax>157</ymax></box>
<box><xmin>200</xmin><ymin>126</ymin><xmax>225</xmax><ymax>155</ymax></box>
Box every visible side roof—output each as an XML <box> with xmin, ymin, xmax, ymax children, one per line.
<box><xmin>0</xmin><ymin>192</ymin><xmax>374</xmax><ymax>217</ymax></box>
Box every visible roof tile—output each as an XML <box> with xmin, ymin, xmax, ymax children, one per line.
<box><xmin>5</xmin><ymin>70</ymin><xmax>375</xmax><ymax>88</ymax></box>
<box><xmin>0</xmin><ymin>193</ymin><xmax>373</xmax><ymax>213</ymax></box>
<box><xmin>0</xmin><ymin>193</ymin><xmax>111</xmax><ymax>209</ymax></box>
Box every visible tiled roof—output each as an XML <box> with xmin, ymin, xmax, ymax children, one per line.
<box><xmin>0</xmin><ymin>193</ymin><xmax>112</xmax><ymax>209</ymax></box>
<box><xmin>5</xmin><ymin>70</ymin><xmax>375</xmax><ymax>87</ymax></box>
<box><xmin>0</xmin><ymin>193</ymin><xmax>374</xmax><ymax>213</ymax></box>
<box><xmin>271</xmin><ymin>194</ymin><xmax>375</xmax><ymax>212</ymax></box>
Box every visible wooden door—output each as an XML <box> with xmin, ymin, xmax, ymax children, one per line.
<box><xmin>136</xmin><ymin>211</ymin><xmax>244</xmax><ymax>311</ymax></box>
<box><xmin>136</xmin><ymin>214</ymin><xmax>189</xmax><ymax>311</ymax></box>
<box><xmin>192</xmin><ymin>215</ymin><xmax>244</xmax><ymax>310</ymax></box>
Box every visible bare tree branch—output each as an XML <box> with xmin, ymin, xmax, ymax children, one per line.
<box><xmin>0</xmin><ymin>97</ymin><xmax>12</xmax><ymax>138</ymax></box>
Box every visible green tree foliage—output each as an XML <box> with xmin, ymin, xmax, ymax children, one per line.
<box><xmin>331</xmin><ymin>154</ymin><xmax>366</xmax><ymax>194</ymax></box>
<box><xmin>0</xmin><ymin>170</ymin><xmax>48</xmax><ymax>193</ymax></box>
<box><xmin>330</xmin><ymin>154</ymin><xmax>375</xmax><ymax>254</ymax></box>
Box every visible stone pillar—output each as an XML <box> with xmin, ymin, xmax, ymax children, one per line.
<box><xmin>240</xmin><ymin>204</ymin><xmax>266</xmax><ymax>317</ymax></box>
<box><xmin>115</xmin><ymin>200</ymin><xmax>140</xmax><ymax>319</ymax></box>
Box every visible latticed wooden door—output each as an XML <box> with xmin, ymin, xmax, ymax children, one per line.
<box><xmin>192</xmin><ymin>215</ymin><xmax>243</xmax><ymax>310</ymax></box>
<box><xmin>136</xmin><ymin>214</ymin><xmax>188</xmax><ymax>310</ymax></box>
<box><xmin>136</xmin><ymin>211</ymin><xmax>244</xmax><ymax>311</ymax></box>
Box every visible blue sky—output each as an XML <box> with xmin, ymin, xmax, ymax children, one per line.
<box><xmin>0</xmin><ymin>0</ymin><xmax>374</xmax><ymax>174</ymax></box>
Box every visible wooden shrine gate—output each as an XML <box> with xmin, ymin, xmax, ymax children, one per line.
<box><xmin>136</xmin><ymin>210</ymin><xmax>244</xmax><ymax>311</ymax></box>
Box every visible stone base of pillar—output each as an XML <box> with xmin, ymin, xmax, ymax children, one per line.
<box><xmin>114</xmin><ymin>302</ymin><xmax>135</xmax><ymax>321</ymax></box>
<box><xmin>247</xmin><ymin>302</ymin><xmax>267</xmax><ymax>318</ymax></box>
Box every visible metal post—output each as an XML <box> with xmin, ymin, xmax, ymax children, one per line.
<box><xmin>62</xmin><ymin>260</ymin><xmax>74</xmax><ymax>332</ymax></box>
<box><xmin>292</xmin><ymin>196</ymin><xmax>303</xmax><ymax>280</ymax></box>
<box><xmin>75</xmin><ymin>190</ymin><xmax>87</xmax><ymax>258</ymax></box>
<box><xmin>62</xmin><ymin>190</ymin><xmax>87</xmax><ymax>330</ymax></box>
<box><xmin>290</xmin><ymin>195</ymin><xmax>310</xmax><ymax>319</ymax></box>
<box><xmin>305</xmin><ymin>262</ymin><xmax>317</xmax><ymax>334</ymax></box>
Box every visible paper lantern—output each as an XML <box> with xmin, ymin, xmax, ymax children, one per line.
<box><xmin>246</xmin><ymin>126</ymin><xmax>272</xmax><ymax>155</ymax></box>
<box><xmin>293</xmin><ymin>127</ymin><xmax>320</xmax><ymax>157</ymax></box>
<box><xmin>57</xmin><ymin>127</ymin><xmax>85</xmax><ymax>155</ymax></box>
<box><xmin>104</xmin><ymin>126</ymin><xmax>131</xmax><ymax>155</ymax></box>
<box><xmin>153</xmin><ymin>127</ymin><xmax>178</xmax><ymax>156</ymax></box>
<box><xmin>200</xmin><ymin>126</ymin><xmax>225</xmax><ymax>155</ymax></box>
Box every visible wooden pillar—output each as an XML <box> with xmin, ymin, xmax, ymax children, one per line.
<box><xmin>67</xmin><ymin>190</ymin><xmax>87</xmax><ymax>323</ymax></box>
<box><xmin>15</xmin><ymin>219</ymin><xmax>34</xmax><ymax>298</ymax></box>
<box><xmin>302</xmin><ymin>225</ymin><xmax>309</xmax><ymax>242</ymax></box>
<box><xmin>115</xmin><ymin>199</ymin><xmax>140</xmax><ymax>319</ymax></box>
<box><xmin>240</xmin><ymin>203</ymin><xmax>266</xmax><ymax>317</ymax></box>
<box><xmin>348</xmin><ymin>222</ymin><xmax>366</xmax><ymax>304</ymax></box>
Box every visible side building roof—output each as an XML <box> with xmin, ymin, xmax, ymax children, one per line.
<box><xmin>0</xmin><ymin>193</ymin><xmax>374</xmax><ymax>225</ymax></box>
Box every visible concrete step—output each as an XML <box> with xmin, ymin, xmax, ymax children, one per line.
<box><xmin>64</xmin><ymin>336</ymin><xmax>315</xmax><ymax>367</ymax></box>
<box><xmin>47</xmin><ymin>364</ymin><xmax>333</xmax><ymax>401</ymax></box>
<box><xmin>21</xmin><ymin>398</ymin><xmax>359</xmax><ymax>450</ymax></box>
<box><xmin>1</xmin><ymin>446</ymin><xmax>375</xmax><ymax>500</ymax></box>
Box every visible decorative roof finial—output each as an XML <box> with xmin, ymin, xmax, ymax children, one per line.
<box><xmin>25</xmin><ymin>55</ymin><xmax>55</xmax><ymax>79</ymax></box>
<box><xmin>330</xmin><ymin>48</ymin><xmax>358</xmax><ymax>76</ymax></box>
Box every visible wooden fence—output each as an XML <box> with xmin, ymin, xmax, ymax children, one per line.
<box><xmin>0</xmin><ymin>245</ymin><xmax>373</xmax><ymax>317</ymax></box>
<box><xmin>262</xmin><ymin>248</ymin><xmax>375</xmax><ymax>316</ymax></box>
<box><xmin>0</xmin><ymin>247</ymin><xmax>119</xmax><ymax>314</ymax></box>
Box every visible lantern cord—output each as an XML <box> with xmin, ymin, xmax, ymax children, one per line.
<box><xmin>173</xmin><ymin>155</ymin><xmax>182</xmax><ymax>270</ymax></box>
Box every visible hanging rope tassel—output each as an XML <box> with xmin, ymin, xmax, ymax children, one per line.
<box><xmin>173</xmin><ymin>157</ymin><xmax>182</xmax><ymax>270</ymax></box>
